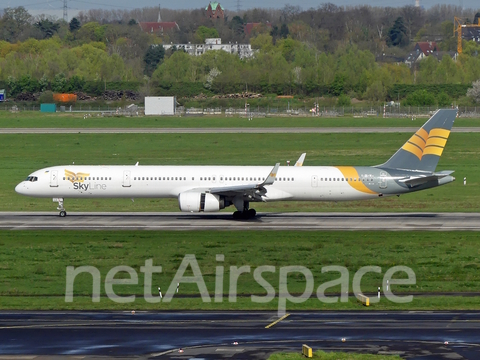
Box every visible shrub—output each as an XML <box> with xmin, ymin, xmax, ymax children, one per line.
<box><xmin>337</xmin><ymin>94</ymin><xmax>351</xmax><ymax>107</ymax></box>
<box><xmin>403</xmin><ymin>90</ymin><xmax>435</xmax><ymax>106</ymax></box>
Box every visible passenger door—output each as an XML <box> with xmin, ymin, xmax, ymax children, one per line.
<box><xmin>123</xmin><ymin>170</ymin><xmax>131</xmax><ymax>187</ymax></box>
<box><xmin>50</xmin><ymin>170</ymin><xmax>58</xmax><ymax>187</ymax></box>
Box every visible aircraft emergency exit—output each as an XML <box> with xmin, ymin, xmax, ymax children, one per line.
<box><xmin>15</xmin><ymin>109</ymin><xmax>458</xmax><ymax>219</ymax></box>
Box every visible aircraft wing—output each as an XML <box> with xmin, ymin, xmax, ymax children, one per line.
<box><xmin>187</xmin><ymin>163</ymin><xmax>280</xmax><ymax>198</ymax></box>
<box><xmin>399</xmin><ymin>170</ymin><xmax>454</xmax><ymax>188</ymax></box>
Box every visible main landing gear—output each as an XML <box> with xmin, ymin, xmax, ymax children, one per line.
<box><xmin>54</xmin><ymin>198</ymin><xmax>67</xmax><ymax>217</ymax></box>
<box><xmin>232</xmin><ymin>201</ymin><xmax>256</xmax><ymax>219</ymax></box>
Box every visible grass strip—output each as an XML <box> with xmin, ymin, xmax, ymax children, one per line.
<box><xmin>269</xmin><ymin>350</ymin><xmax>401</xmax><ymax>360</ymax></box>
<box><xmin>1</xmin><ymin>111</ymin><xmax>480</xmax><ymax>128</ymax></box>
<box><xmin>0</xmin><ymin>230</ymin><xmax>479</xmax><ymax>310</ymax></box>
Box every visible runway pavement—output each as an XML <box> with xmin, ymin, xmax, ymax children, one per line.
<box><xmin>1</xmin><ymin>211</ymin><xmax>480</xmax><ymax>230</ymax></box>
<box><xmin>0</xmin><ymin>127</ymin><xmax>479</xmax><ymax>134</ymax></box>
<box><xmin>1</xmin><ymin>311</ymin><xmax>480</xmax><ymax>359</ymax></box>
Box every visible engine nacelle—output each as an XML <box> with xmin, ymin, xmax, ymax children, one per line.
<box><xmin>178</xmin><ymin>192</ymin><xmax>225</xmax><ymax>212</ymax></box>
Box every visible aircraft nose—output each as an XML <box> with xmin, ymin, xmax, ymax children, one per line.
<box><xmin>15</xmin><ymin>182</ymin><xmax>27</xmax><ymax>195</ymax></box>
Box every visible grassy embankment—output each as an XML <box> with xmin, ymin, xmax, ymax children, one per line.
<box><xmin>1</xmin><ymin>111</ymin><xmax>480</xmax><ymax>128</ymax></box>
<box><xmin>269</xmin><ymin>351</ymin><xmax>402</xmax><ymax>360</ymax></box>
<box><xmin>2</xmin><ymin>132</ymin><xmax>478</xmax><ymax>212</ymax></box>
<box><xmin>0</xmin><ymin>231</ymin><xmax>479</xmax><ymax>310</ymax></box>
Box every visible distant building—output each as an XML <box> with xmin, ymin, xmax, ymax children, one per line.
<box><xmin>205</xmin><ymin>2</ymin><xmax>224</xmax><ymax>19</ymax></box>
<box><xmin>139</xmin><ymin>22</ymin><xmax>180</xmax><ymax>34</ymax></box>
<box><xmin>462</xmin><ymin>27</ymin><xmax>480</xmax><ymax>44</ymax></box>
<box><xmin>405</xmin><ymin>42</ymin><xmax>438</xmax><ymax>67</ymax></box>
<box><xmin>415</xmin><ymin>41</ymin><xmax>437</xmax><ymax>57</ymax></box>
<box><xmin>244</xmin><ymin>22</ymin><xmax>272</xmax><ymax>35</ymax></box>
<box><xmin>162</xmin><ymin>38</ymin><xmax>255</xmax><ymax>59</ymax></box>
<box><xmin>405</xmin><ymin>46</ymin><xmax>458</xmax><ymax>67</ymax></box>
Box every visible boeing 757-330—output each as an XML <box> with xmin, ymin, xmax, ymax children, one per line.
<box><xmin>15</xmin><ymin>109</ymin><xmax>458</xmax><ymax>219</ymax></box>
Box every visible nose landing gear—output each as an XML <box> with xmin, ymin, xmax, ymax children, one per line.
<box><xmin>53</xmin><ymin>198</ymin><xmax>67</xmax><ymax>217</ymax></box>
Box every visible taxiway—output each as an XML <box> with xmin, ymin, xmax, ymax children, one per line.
<box><xmin>1</xmin><ymin>311</ymin><xmax>480</xmax><ymax>359</ymax></box>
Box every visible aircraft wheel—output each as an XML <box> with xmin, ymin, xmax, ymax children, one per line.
<box><xmin>59</xmin><ymin>211</ymin><xmax>67</xmax><ymax>217</ymax></box>
<box><xmin>248</xmin><ymin>209</ymin><xmax>256</xmax><ymax>217</ymax></box>
<box><xmin>233</xmin><ymin>211</ymin><xmax>241</xmax><ymax>219</ymax></box>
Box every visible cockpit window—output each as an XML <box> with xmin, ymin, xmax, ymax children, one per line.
<box><xmin>25</xmin><ymin>176</ymin><xmax>38</xmax><ymax>182</ymax></box>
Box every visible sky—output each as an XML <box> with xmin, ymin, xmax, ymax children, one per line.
<box><xmin>7</xmin><ymin>0</ymin><xmax>480</xmax><ymax>21</ymax></box>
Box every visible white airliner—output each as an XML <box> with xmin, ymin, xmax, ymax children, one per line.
<box><xmin>15</xmin><ymin>109</ymin><xmax>457</xmax><ymax>219</ymax></box>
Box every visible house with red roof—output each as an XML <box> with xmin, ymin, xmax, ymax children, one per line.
<box><xmin>205</xmin><ymin>2</ymin><xmax>224</xmax><ymax>19</ymax></box>
<box><xmin>414</xmin><ymin>42</ymin><xmax>437</xmax><ymax>57</ymax></box>
<box><xmin>405</xmin><ymin>42</ymin><xmax>457</xmax><ymax>68</ymax></box>
<box><xmin>139</xmin><ymin>22</ymin><xmax>180</xmax><ymax>34</ymax></box>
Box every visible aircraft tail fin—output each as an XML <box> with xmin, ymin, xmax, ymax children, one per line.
<box><xmin>377</xmin><ymin>109</ymin><xmax>457</xmax><ymax>172</ymax></box>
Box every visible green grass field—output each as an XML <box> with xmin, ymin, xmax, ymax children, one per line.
<box><xmin>3</xmin><ymin>131</ymin><xmax>479</xmax><ymax>212</ymax></box>
<box><xmin>0</xmin><ymin>230</ymin><xmax>480</xmax><ymax>310</ymax></box>
<box><xmin>1</xmin><ymin>111</ymin><xmax>480</xmax><ymax>128</ymax></box>
<box><xmin>269</xmin><ymin>351</ymin><xmax>402</xmax><ymax>360</ymax></box>
<box><xmin>1</xmin><ymin>112</ymin><xmax>479</xmax><ymax>313</ymax></box>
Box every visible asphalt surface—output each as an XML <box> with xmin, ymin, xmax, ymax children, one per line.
<box><xmin>0</xmin><ymin>127</ymin><xmax>479</xmax><ymax>133</ymax></box>
<box><xmin>1</xmin><ymin>211</ymin><xmax>480</xmax><ymax>230</ymax></box>
<box><xmin>1</xmin><ymin>311</ymin><xmax>480</xmax><ymax>359</ymax></box>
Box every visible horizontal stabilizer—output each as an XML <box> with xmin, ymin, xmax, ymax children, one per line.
<box><xmin>399</xmin><ymin>170</ymin><xmax>455</xmax><ymax>188</ymax></box>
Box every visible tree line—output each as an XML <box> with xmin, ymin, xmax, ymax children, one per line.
<box><xmin>1</xmin><ymin>5</ymin><xmax>480</xmax><ymax>104</ymax></box>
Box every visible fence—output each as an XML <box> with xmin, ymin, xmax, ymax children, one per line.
<box><xmin>2</xmin><ymin>104</ymin><xmax>480</xmax><ymax>118</ymax></box>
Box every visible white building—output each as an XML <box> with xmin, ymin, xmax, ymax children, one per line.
<box><xmin>162</xmin><ymin>38</ymin><xmax>255</xmax><ymax>59</ymax></box>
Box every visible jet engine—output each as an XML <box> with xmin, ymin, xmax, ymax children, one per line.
<box><xmin>178</xmin><ymin>192</ymin><xmax>225</xmax><ymax>212</ymax></box>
